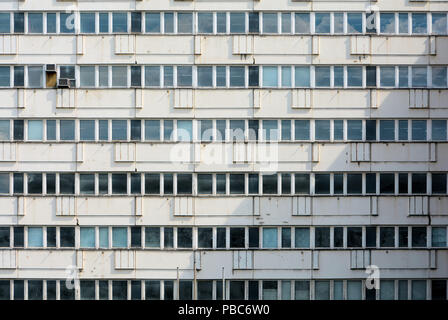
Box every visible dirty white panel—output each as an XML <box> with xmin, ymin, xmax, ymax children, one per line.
<box><xmin>0</xmin><ymin>143</ymin><xmax>16</xmax><ymax>162</ymax></box>
<box><xmin>371</xmin><ymin>250</ymin><xmax>431</xmax><ymax>269</ymax></box>
<box><xmin>194</xmin><ymin>197</ymin><xmax>254</xmax><ymax>216</ymax></box>
<box><xmin>55</xmin><ymin>197</ymin><xmax>76</xmax><ymax>216</ymax></box>
<box><xmin>114</xmin><ymin>143</ymin><xmax>136</xmax><ymax>162</ymax></box>
<box><xmin>114</xmin><ymin>35</ymin><xmax>135</xmax><ymax>55</ymax></box>
<box><xmin>172</xmin><ymin>197</ymin><xmax>194</xmax><ymax>216</ymax></box>
<box><xmin>0</xmin><ymin>250</ymin><xmax>16</xmax><ymax>269</ymax></box>
<box><xmin>0</xmin><ymin>35</ymin><xmax>17</xmax><ymax>55</ymax></box>
<box><xmin>77</xmin><ymin>197</ymin><xmax>134</xmax><ymax>216</ymax></box>
<box><xmin>253</xmin><ymin>251</ymin><xmax>312</xmax><ymax>270</ymax></box>
<box><xmin>114</xmin><ymin>250</ymin><xmax>135</xmax><ymax>270</ymax></box>
<box><xmin>173</xmin><ymin>89</ymin><xmax>194</xmax><ymax>109</ymax></box>
<box><xmin>312</xmin><ymin>197</ymin><xmax>372</xmax><ymax>216</ymax></box>
<box><xmin>56</xmin><ymin>89</ymin><xmax>77</xmax><ymax>109</ymax></box>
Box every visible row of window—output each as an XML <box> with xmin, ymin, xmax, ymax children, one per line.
<box><xmin>2</xmin><ymin>65</ymin><xmax>448</xmax><ymax>89</ymax></box>
<box><xmin>0</xmin><ymin>11</ymin><xmax>447</xmax><ymax>35</ymax></box>
<box><xmin>0</xmin><ymin>225</ymin><xmax>446</xmax><ymax>249</ymax></box>
<box><xmin>1</xmin><ymin>172</ymin><xmax>446</xmax><ymax>196</ymax></box>
<box><xmin>1</xmin><ymin>119</ymin><xmax>446</xmax><ymax>142</ymax></box>
<box><xmin>0</xmin><ymin>279</ymin><xmax>446</xmax><ymax>300</ymax></box>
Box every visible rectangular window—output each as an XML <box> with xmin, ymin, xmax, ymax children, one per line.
<box><xmin>432</xmin><ymin>66</ymin><xmax>447</xmax><ymax>88</ymax></box>
<box><xmin>263</xmin><ymin>281</ymin><xmax>278</xmax><ymax>300</ymax></box>
<box><xmin>0</xmin><ymin>13</ymin><xmax>10</xmax><ymax>33</ymax></box>
<box><xmin>46</xmin><ymin>173</ymin><xmax>55</xmax><ymax>195</ymax></box>
<box><xmin>230</xmin><ymin>174</ymin><xmax>245</xmax><ymax>194</ymax></box>
<box><xmin>432</xmin><ymin>173</ymin><xmax>447</xmax><ymax>194</ymax></box>
<box><xmin>216</xmin><ymin>66</ymin><xmax>226</xmax><ymax>87</ymax></box>
<box><xmin>177</xmin><ymin>120</ymin><xmax>192</xmax><ymax>142</ymax></box>
<box><xmin>112</xmin><ymin>227</ymin><xmax>127</xmax><ymax>248</ymax></box>
<box><xmin>216</xmin><ymin>227</ymin><xmax>226</xmax><ymax>248</ymax></box>
<box><xmin>130</xmin><ymin>173</ymin><xmax>141</xmax><ymax>194</ymax></box>
<box><xmin>399</xmin><ymin>13</ymin><xmax>408</xmax><ymax>33</ymax></box>
<box><xmin>347</xmin><ymin>281</ymin><xmax>362</xmax><ymax>300</ymax></box>
<box><xmin>281</xmin><ymin>13</ymin><xmax>291</xmax><ymax>33</ymax></box>
<box><xmin>112</xmin><ymin>173</ymin><xmax>127</xmax><ymax>194</ymax></box>
<box><xmin>216</xmin><ymin>174</ymin><xmax>226</xmax><ymax>194</ymax></box>
<box><xmin>14</xmin><ymin>226</ymin><xmax>24</xmax><ymax>247</ymax></box>
<box><xmin>412</xmin><ymin>66</ymin><xmax>427</xmax><ymax>87</ymax></box>
<box><xmin>164</xmin><ymin>174</ymin><xmax>173</xmax><ymax>194</ymax></box>
<box><xmin>380</xmin><ymin>227</ymin><xmax>395</xmax><ymax>247</ymax></box>
<box><xmin>145</xmin><ymin>227</ymin><xmax>160</xmax><ymax>248</ymax></box>
<box><xmin>230</xmin><ymin>227</ymin><xmax>245</xmax><ymax>248</ymax></box>
<box><xmin>332</xmin><ymin>120</ymin><xmax>343</xmax><ymax>140</ymax></box>
<box><xmin>380</xmin><ymin>66</ymin><xmax>395</xmax><ymax>87</ymax></box>
<box><xmin>281</xmin><ymin>120</ymin><xmax>291</xmax><ymax>141</ymax></box>
<box><xmin>347</xmin><ymin>120</ymin><xmax>362</xmax><ymax>140</ymax></box>
<box><xmin>412</xmin><ymin>281</ymin><xmax>427</xmax><ymax>300</ymax></box>
<box><xmin>281</xmin><ymin>66</ymin><xmax>291</xmax><ymax>87</ymax></box>
<box><xmin>198</xmin><ymin>120</ymin><xmax>213</xmax><ymax>142</ymax></box>
<box><xmin>99</xmin><ymin>66</ymin><xmax>109</xmax><ymax>87</ymax></box>
<box><xmin>295</xmin><ymin>227</ymin><xmax>310</xmax><ymax>248</ymax></box>
<box><xmin>0</xmin><ymin>173</ymin><xmax>8</xmax><ymax>194</ymax></box>
<box><xmin>366</xmin><ymin>120</ymin><xmax>376</xmax><ymax>141</ymax></box>
<box><xmin>295</xmin><ymin>281</ymin><xmax>310</xmax><ymax>300</ymax></box>
<box><xmin>131</xmin><ymin>12</ymin><xmax>142</xmax><ymax>33</ymax></box>
<box><xmin>98</xmin><ymin>227</ymin><xmax>109</xmax><ymax>248</ymax></box>
<box><xmin>295</xmin><ymin>173</ymin><xmax>309</xmax><ymax>194</ymax></box>
<box><xmin>198</xmin><ymin>13</ymin><xmax>213</xmax><ymax>34</ymax></box>
<box><xmin>248</xmin><ymin>12</ymin><xmax>259</xmax><ymax>33</ymax></box>
<box><xmin>249</xmin><ymin>227</ymin><xmax>259</xmax><ymax>248</ymax></box>
<box><xmin>145</xmin><ymin>173</ymin><xmax>160</xmax><ymax>195</ymax></box>
<box><xmin>145</xmin><ymin>120</ymin><xmax>160</xmax><ymax>141</ymax></box>
<box><xmin>380</xmin><ymin>173</ymin><xmax>394</xmax><ymax>194</ymax></box>
<box><xmin>27</xmin><ymin>120</ymin><xmax>43</xmax><ymax>141</ymax></box>
<box><xmin>281</xmin><ymin>227</ymin><xmax>291</xmax><ymax>248</ymax></box>
<box><xmin>164</xmin><ymin>12</ymin><xmax>174</xmax><ymax>33</ymax></box>
<box><xmin>348</xmin><ymin>13</ymin><xmax>363</xmax><ymax>33</ymax></box>
<box><xmin>13</xmin><ymin>12</ymin><xmax>24</xmax><ymax>33</ymax></box>
<box><xmin>366</xmin><ymin>173</ymin><xmax>376</xmax><ymax>194</ymax></box>
<box><xmin>80</xmin><ymin>66</ymin><xmax>95</xmax><ymax>87</ymax></box>
<box><xmin>27</xmin><ymin>173</ymin><xmax>42</xmax><ymax>194</ymax></box>
<box><xmin>432</xmin><ymin>227</ymin><xmax>447</xmax><ymax>247</ymax></box>
<box><xmin>263</xmin><ymin>66</ymin><xmax>278</xmax><ymax>87</ymax></box>
<box><xmin>432</xmin><ymin>120</ymin><xmax>447</xmax><ymax>141</ymax></box>
<box><xmin>29</xmin><ymin>281</ymin><xmax>44</xmax><ymax>301</ymax></box>
<box><xmin>112</xmin><ymin>120</ymin><xmax>127</xmax><ymax>140</ymax></box>
<box><xmin>315</xmin><ymin>66</ymin><xmax>330</xmax><ymax>87</ymax></box>
<box><xmin>59</xmin><ymin>173</ymin><xmax>75</xmax><ymax>194</ymax></box>
<box><xmin>294</xmin><ymin>66</ymin><xmax>310</xmax><ymax>87</ymax></box>
<box><xmin>198</xmin><ymin>281</ymin><xmax>213</xmax><ymax>300</ymax></box>
<box><xmin>80</xmin><ymin>280</ymin><xmax>95</xmax><ymax>300</ymax></box>
<box><xmin>14</xmin><ymin>66</ymin><xmax>24</xmax><ymax>87</ymax></box>
<box><xmin>217</xmin><ymin>12</ymin><xmax>226</xmax><ymax>33</ymax></box>
<box><xmin>99</xmin><ymin>13</ymin><xmax>109</xmax><ymax>33</ymax></box>
<box><xmin>398</xmin><ymin>173</ymin><xmax>408</xmax><ymax>194</ymax></box>
<box><xmin>28</xmin><ymin>227</ymin><xmax>43</xmax><ymax>247</ymax></box>
<box><xmin>131</xmin><ymin>226</ymin><xmax>141</xmax><ymax>247</ymax></box>
<box><xmin>347</xmin><ymin>227</ymin><xmax>362</xmax><ymax>247</ymax></box>
<box><xmin>315</xmin><ymin>13</ymin><xmax>330</xmax><ymax>34</ymax></box>
<box><xmin>13</xmin><ymin>173</ymin><xmax>23</xmax><ymax>194</ymax></box>
<box><xmin>197</xmin><ymin>66</ymin><xmax>213</xmax><ymax>87</ymax></box>
<box><xmin>197</xmin><ymin>228</ymin><xmax>212</xmax><ymax>249</ymax></box>
<box><xmin>230</xmin><ymin>66</ymin><xmax>245</xmax><ymax>87</ymax></box>
<box><xmin>380</xmin><ymin>120</ymin><xmax>395</xmax><ymax>141</ymax></box>
<box><xmin>177</xmin><ymin>66</ymin><xmax>192</xmax><ymax>87</ymax></box>
<box><xmin>398</xmin><ymin>120</ymin><xmax>408</xmax><ymax>140</ymax></box>
<box><xmin>80</xmin><ymin>13</ymin><xmax>95</xmax><ymax>33</ymax></box>
<box><xmin>263</xmin><ymin>13</ymin><xmax>278</xmax><ymax>33</ymax></box>
<box><xmin>80</xmin><ymin>227</ymin><xmax>95</xmax><ymax>248</ymax></box>
<box><xmin>398</xmin><ymin>66</ymin><xmax>409</xmax><ymax>87</ymax></box>
<box><xmin>315</xmin><ymin>227</ymin><xmax>330</xmax><ymax>248</ymax></box>
<box><xmin>113</xmin><ymin>12</ymin><xmax>127</xmax><ymax>32</ymax></box>
<box><xmin>145</xmin><ymin>13</ymin><xmax>160</xmax><ymax>33</ymax></box>
<box><xmin>60</xmin><ymin>13</ymin><xmax>75</xmax><ymax>33</ymax></box>
<box><xmin>145</xmin><ymin>66</ymin><xmax>160</xmax><ymax>87</ymax></box>
<box><xmin>412</xmin><ymin>120</ymin><xmax>427</xmax><ymax>141</ymax></box>
<box><xmin>60</xmin><ymin>120</ymin><xmax>75</xmax><ymax>141</ymax></box>
<box><xmin>0</xmin><ymin>66</ymin><xmax>9</xmax><ymax>87</ymax></box>
<box><xmin>412</xmin><ymin>13</ymin><xmax>427</xmax><ymax>34</ymax></box>
<box><xmin>399</xmin><ymin>227</ymin><xmax>408</xmax><ymax>247</ymax></box>
<box><xmin>315</xmin><ymin>174</ymin><xmax>330</xmax><ymax>194</ymax></box>
<box><xmin>99</xmin><ymin>120</ymin><xmax>108</xmax><ymax>140</ymax></box>
<box><xmin>333</xmin><ymin>66</ymin><xmax>344</xmax><ymax>87</ymax></box>
<box><xmin>334</xmin><ymin>13</ymin><xmax>344</xmax><ymax>34</ymax></box>
<box><xmin>295</xmin><ymin>13</ymin><xmax>310</xmax><ymax>33</ymax></box>
<box><xmin>347</xmin><ymin>66</ymin><xmax>362</xmax><ymax>87</ymax></box>
<box><xmin>28</xmin><ymin>66</ymin><xmax>43</xmax><ymax>88</ymax></box>
<box><xmin>366</xmin><ymin>227</ymin><xmax>376</xmax><ymax>247</ymax></box>
<box><xmin>131</xmin><ymin>66</ymin><xmax>141</xmax><ymax>87</ymax></box>
<box><xmin>380</xmin><ymin>13</ymin><xmax>395</xmax><ymax>33</ymax></box>
<box><xmin>249</xmin><ymin>174</ymin><xmax>259</xmax><ymax>194</ymax></box>
<box><xmin>28</xmin><ymin>13</ymin><xmax>43</xmax><ymax>33</ymax></box>
<box><xmin>412</xmin><ymin>227</ymin><xmax>427</xmax><ymax>247</ymax></box>
<box><xmin>177</xmin><ymin>12</ymin><xmax>192</xmax><ymax>33</ymax></box>
<box><xmin>294</xmin><ymin>120</ymin><xmax>310</xmax><ymax>140</ymax></box>
<box><xmin>230</xmin><ymin>12</ymin><xmax>245</xmax><ymax>33</ymax></box>
<box><xmin>0</xmin><ymin>227</ymin><xmax>9</xmax><ymax>247</ymax></box>
<box><xmin>80</xmin><ymin>120</ymin><xmax>95</xmax><ymax>141</ymax></box>
<box><xmin>130</xmin><ymin>120</ymin><xmax>141</xmax><ymax>141</ymax></box>
<box><xmin>262</xmin><ymin>174</ymin><xmax>277</xmax><ymax>195</ymax></box>
<box><xmin>177</xmin><ymin>174</ymin><xmax>192</xmax><ymax>194</ymax></box>
<box><xmin>198</xmin><ymin>174</ymin><xmax>212</xmax><ymax>195</ymax></box>
<box><xmin>281</xmin><ymin>173</ymin><xmax>291</xmax><ymax>195</ymax></box>
<box><xmin>112</xmin><ymin>66</ymin><xmax>127</xmax><ymax>87</ymax></box>
<box><xmin>315</xmin><ymin>120</ymin><xmax>330</xmax><ymax>140</ymax></box>
<box><xmin>432</xmin><ymin>13</ymin><xmax>447</xmax><ymax>35</ymax></box>
<box><xmin>80</xmin><ymin>174</ymin><xmax>94</xmax><ymax>195</ymax></box>
<box><xmin>45</xmin><ymin>226</ymin><xmax>56</xmax><ymax>248</ymax></box>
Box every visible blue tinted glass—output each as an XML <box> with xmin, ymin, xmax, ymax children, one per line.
<box><xmin>46</xmin><ymin>120</ymin><xmax>56</xmax><ymax>140</ymax></box>
<box><xmin>230</xmin><ymin>13</ymin><xmax>245</xmax><ymax>33</ymax></box>
<box><xmin>198</xmin><ymin>13</ymin><xmax>213</xmax><ymax>33</ymax></box>
<box><xmin>28</xmin><ymin>13</ymin><xmax>43</xmax><ymax>33</ymax></box>
<box><xmin>295</xmin><ymin>120</ymin><xmax>310</xmax><ymax>140</ymax></box>
<box><xmin>334</xmin><ymin>66</ymin><xmax>344</xmax><ymax>87</ymax></box>
<box><xmin>295</xmin><ymin>228</ymin><xmax>310</xmax><ymax>248</ymax></box>
<box><xmin>99</xmin><ymin>227</ymin><xmax>109</xmax><ymax>247</ymax></box>
<box><xmin>230</xmin><ymin>66</ymin><xmax>245</xmax><ymax>87</ymax></box>
<box><xmin>145</xmin><ymin>13</ymin><xmax>160</xmax><ymax>32</ymax></box>
<box><xmin>113</xmin><ymin>12</ymin><xmax>127</xmax><ymax>33</ymax></box>
<box><xmin>112</xmin><ymin>227</ymin><xmax>127</xmax><ymax>248</ymax></box>
<box><xmin>263</xmin><ymin>13</ymin><xmax>278</xmax><ymax>33</ymax></box>
<box><xmin>81</xmin><ymin>13</ymin><xmax>95</xmax><ymax>33</ymax></box>
<box><xmin>281</xmin><ymin>120</ymin><xmax>291</xmax><ymax>141</ymax></box>
<box><xmin>295</xmin><ymin>67</ymin><xmax>310</xmax><ymax>87</ymax></box>
<box><xmin>399</xmin><ymin>13</ymin><xmax>408</xmax><ymax>33</ymax></box>
<box><xmin>315</xmin><ymin>120</ymin><xmax>330</xmax><ymax>140</ymax></box>
<box><xmin>80</xmin><ymin>227</ymin><xmax>95</xmax><ymax>248</ymax></box>
<box><xmin>263</xmin><ymin>228</ymin><xmax>278</xmax><ymax>248</ymax></box>
<box><xmin>177</xmin><ymin>13</ymin><xmax>192</xmax><ymax>33</ymax></box>
<box><xmin>99</xmin><ymin>13</ymin><xmax>109</xmax><ymax>33</ymax></box>
<box><xmin>334</xmin><ymin>120</ymin><xmax>344</xmax><ymax>140</ymax></box>
<box><xmin>315</xmin><ymin>13</ymin><xmax>330</xmax><ymax>33</ymax></box>
<box><xmin>412</xmin><ymin>67</ymin><xmax>427</xmax><ymax>87</ymax></box>
<box><xmin>60</xmin><ymin>120</ymin><xmax>75</xmax><ymax>140</ymax></box>
<box><xmin>28</xmin><ymin>227</ymin><xmax>43</xmax><ymax>247</ymax></box>
<box><xmin>112</xmin><ymin>120</ymin><xmax>127</xmax><ymax>140</ymax></box>
<box><xmin>60</xmin><ymin>13</ymin><xmax>75</xmax><ymax>33</ymax></box>
<box><xmin>263</xmin><ymin>66</ymin><xmax>278</xmax><ymax>87</ymax></box>
<box><xmin>399</xmin><ymin>66</ymin><xmax>409</xmax><ymax>87</ymax></box>
<box><xmin>295</xmin><ymin>13</ymin><xmax>309</xmax><ymax>33</ymax></box>
<box><xmin>0</xmin><ymin>13</ymin><xmax>10</xmax><ymax>33</ymax></box>
<box><xmin>347</xmin><ymin>66</ymin><xmax>362</xmax><ymax>87</ymax></box>
<box><xmin>177</xmin><ymin>120</ymin><xmax>192</xmax><ymax>142</ymax></box>
<box><xmin>217</xmin><ymin>12</ymin><xmax>226</xmax><ymax>33</ymax></box>
<box><xmin>164</xmin><ymin>13</ymin><xmax>174</xmax><ymax>33</ymax></box>
<box><xmin>177</xmin><ymin>66</ymin><xmax>192</xmax><ymax>86</ymax></box>
<box><xmin>380</xmin><ymin>120</ymin><xmax>395</xmax><ymax>141</ymax></box>
<box><xmin>348</xmin><ymin>13</ymin><xmax>363</xmax><ymax>33</ymax></box>
<box><xmin>412</xmin><ymin>13</ymin><xmax>427</xmax><ymax>34</ymax></box>
<box><xmin>164</xmin><ymin>66</ymin><xmax>173</xmax><ymax>86</ymax></box>
<box><xmin>380</xmin><ymin>13</ymin><xmax>395</xmax><ymax>33</ymax></box>
<box><xmin>145</xmin><ymin>120</ymin><xmax>160</xmax><ymax>140</ymax></box>
<box><xmin>145</xmin><ymin>66</ymin><xmax>160</xmax><ymax>86</ymax></box>
<box><xmin>380</xmin><ymin>67</ymin><xmax>395</xmax><ymax>87</ymax></box>
<box><xmin>432</xmin><ymin>67</ymin><xmax>447</xmax><ymax>87</ymax></box>
<box><xmin>347</xmin><ymin>120</ymin><xmax>362</xmax><ymax>140</ymax></box>
<box><xmin>0</xmin><ymin>66</ymin><xmax>10</xmax><ymax>87</ymax></box>
<box><xmin>281</xmin><ymin>66</ymin><xmax>291</xmax><ymax>87</ymax></box>
<box><xmin>398</xmin><ymin>120</ymin><xmax>408</xmax><ymax>140</ymax></box>
<box><xmin>412</xmin><ymin>120</ymin><xmax>427</xmax><ymax>141</ymax></box>
<box><xmin>432</xmin><ymin>120</ymin><xmax>447</xmax><ymax>141</ymax></box>
<box><xmin>432</xmin><ymin>13</ymin><xmax>447</xmax><ymax>35</ymax></box>
<box><xmin>216</xmin><ymin>66</ymin><xmax>226</xmax><ymax>87</ymax></box>
<box><xmin>47</xmin><ymin>13</ymin><xmax>57</xmax><ymax>34</ymax></box>
<box><xmin>315</xmin><ymin>66</ymin><xmax>330</xmax><ymax>87</ymax></box>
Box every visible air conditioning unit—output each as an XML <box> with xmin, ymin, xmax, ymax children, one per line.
<box><xmin>46</xmin><ymin>64</ymin><xmax>56</xmax><ymax>72</ymax></box>
<box><xmin>58</xmin><ymin>78</ymin><xmax>70</xmax><ymax>88</ymax></box>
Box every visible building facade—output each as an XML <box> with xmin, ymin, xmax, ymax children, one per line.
<box><xmin>0</xmin><ymin>0</ymin><xmax>447</xmax><ymax>300</ymax></box>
